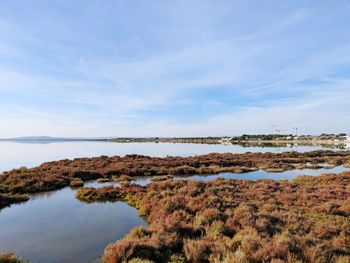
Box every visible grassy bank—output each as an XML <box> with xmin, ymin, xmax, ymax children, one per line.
<box><xmin>0</xmin><ymin>193</ymin><xmax>29</xmax><ymax>210</ymax></box>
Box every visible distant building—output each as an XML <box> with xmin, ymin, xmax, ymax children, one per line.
<box><xmin>345</xmin><ymin>136</ymin><xmax>350</xmax><ymax>149</ymax></box>
<box><xmin>219</xmin><ymin>137</ymin><xmax>232</xmax><ymax>145</ymax></box>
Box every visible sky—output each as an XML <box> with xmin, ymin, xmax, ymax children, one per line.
<box><xmin>0</xmin><ymin>0</ymin><xmax>350</xmax><ymax>137</ymax></box>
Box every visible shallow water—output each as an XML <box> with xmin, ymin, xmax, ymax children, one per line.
<box><xmin>0</xmin><ymin>186</ymin><xmax>146</xmax><ymax>263</ymax></box>
<box><xmin>172</xmin><ymin>165</ymin><xmax>350</xmax><ymax>181</ymax></box>
<box><xmin>89</xmin><ymin>165</ymin><xmax>350</xmax><ymax>186</ymax></box>
<box><xmin>0</xmin><ymin>141</ymin><xmax>347</xmax><ymax>172</ymax></box>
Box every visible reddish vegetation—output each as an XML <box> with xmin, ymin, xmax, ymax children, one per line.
<box><xmin>77</xmin><ymin>172</ymin><xmax>350</xmax><ymax>263</ymax></box>
<box><xmin>1</xmin><ymin>151</ymin><xmax>350</xmax><ymax>209</ymax></box>
<box><xmin>1</xmin><ymin>151</ymin><xmax>349</xmax><ymax>192</ymax></box>
<box><xmin>69</xmin><ymin>178</ymin><xmax>84</xmax><ymax>188</ymax></box>
<box><xmin>0</xmin><ymin>252</ymin><xmax>26</xmax><ymax>263</ymax></box>
<box><xmin>0</xmin><ymin>193</ymin><xmax>29</xmax><ymax>210</ymax></box>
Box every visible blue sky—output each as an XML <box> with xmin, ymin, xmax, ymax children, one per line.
<box><xmin>0</xmin><ymin>0</ymin><xmax>350</xmax><ymax>137</ymax></box>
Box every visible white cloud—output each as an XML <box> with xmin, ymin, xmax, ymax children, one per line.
<box><xmin>0</xmin><ymin>1</ymin><xmax>349</xmax><ymax>137</ymax></box>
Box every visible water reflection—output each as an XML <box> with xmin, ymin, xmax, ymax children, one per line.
<box><xmin>0</xmin><ymin>186</ymin><xmax>146</xmax><ymax>263</ymax></box>
<box><xmin>85</xmin><ymin>165</ymin><xmax>350</xmax><ymax>187</ymax></box>
<box><xmin>172</xmin><ymin>165</ymin><xmax>350</xmax><ymax>182</ymax></box>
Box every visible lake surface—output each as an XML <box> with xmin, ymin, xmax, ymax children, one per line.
<box><xmin>0</xmin><ymin>186</ymin><xmax>146</xmax><ymax>263</ymax></box>
<box><xmin>1</xmin><ymin>141</ymin><xmax>349</xmax><ymax>262</ymax></box>
<box><xmin>0</xmin><ymin>141</ymin><xmax>348</xmax><ymax>172</ymax></box>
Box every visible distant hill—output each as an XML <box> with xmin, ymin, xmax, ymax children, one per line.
<box><xmin>0</xmin><ymin>136</ymin><xmax>107</xmax><ymax>142</ymax></box>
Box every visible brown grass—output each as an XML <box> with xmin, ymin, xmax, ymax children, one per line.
<box><xmin>76</xmin><ymin>172</ymin><xmax>350</xmax><ymax>263</ymax></box>
<box><xmin>1</xmin><ymin>150</ymin><xmax>350</xmax><ymax>210</ymax></box>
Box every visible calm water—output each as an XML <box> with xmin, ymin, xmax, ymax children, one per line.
<box><xmin>0</xmin><ymin>186</ymin><xmax>146</xmax><ymax>263</ymax></box>
<box><xmin>0</xmin><ymin>141</ymin><xmax>347</xmax><ymax>172</ymax></box>
<box><xmin>90</xmin><ymin>165</ymin><xmax>350</xmax><ymax>186</ymax></box>
<box><xmin>172</xmin><ymin>165</ymin><xmax>350</xmax><ymax>181</ymax></box>
<box><xmin>0</xmin><ymin>141</ymin><xmax>349</xmax><ymax>262</ymax></box>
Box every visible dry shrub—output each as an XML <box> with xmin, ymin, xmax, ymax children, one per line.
<box><xmin>194</xmin><ymin>208</ymin><xmax>225</xmax><ymax>227</ymax></box>
<box><xmin>273</xmin><ymin>232</ymin><xmax>297</xmax><ymax>258</ymax></box>
<box><xmin>224</xmin><ymin>217</ymin><xmax>240</xmax><ymax>236</ymax></box>
<box><xmin>339</xmin><ymin>203</ymin><xmax>350</xmax><ymax>216</ymax></box>
<box><xmin>286</xmin><ymin>252</ymin><xmax>303</xmax><ymax>263</ymax></box>
<box><xmin>206</xmin><ymin>220</ymin><xmax>226</xmax><ymax>239</ymax></box>
<box><xmin>125</xmin><ymin>227</ymin><xmax>152</xmax><ymax>240</ymax></box>
<box><xmin>231</xmin><ymin>249</ymin><xmax>248</xmax><ymax>263</ymax></box>
<box><xmin>103</xmin><ymin>240</ymin><xmax>156</xmax><ymax>263</ymax></box>
<box><xmin>183</xmin><ymin>239</ymin><xmax>213</xmax><ymax>263</ymax></box>
<box><xmin>334</xmin><ymin>256</ymin><xmax>350</xmax><ymax>263</ymax></box>
<box><xmin>69</xmin><ymin>178</ymin><xmax>84</xmax><ymax>187</ymax></box>
<box><xmin>113</xmin><ymin>175</ymin><xmax>133</xmax><ymax>182</ymax></box>
<box><xmin>303</xmin><ymin>246</ymin><xmax>329</xmax><ymax>263</ymax></box>
<box><xmin>149</xmin><ymin>230</ymin><xmax>180</xmax><ymax>251</ymax></box>
<box><xmin>232</xmin><ymin>204</ymin><xmax>257</xmax><ymax>228</ymax></box>
<box><xmin>211</xmin><ymin>250</ymin><xmax>248</xmax><ymax>263</ymax></box>
<box><xmin>0</xmin><ymin>252</ymin><xmax>26</xmax><ymax>263</ymax></box>
<box><xmin>232</xmin><ymin>227</ymin><xmax>261</xmax><ymax>258</ymax></box>
<box><xmin>313</xmin><ymin>221</ymin><xmax>340</xmax><ymax>239</ymax></box>
<box><xmin>331</xmin><ymin>234</ymin><xmax>350</xmax><ymax>254</ymax></box>
<box><xmin>168</xmin><ymin>254</ymin><xmax>187</xmax><ymax>263</ymax></box>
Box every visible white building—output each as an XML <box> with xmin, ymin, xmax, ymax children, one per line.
<box><xmin>344</xmin><ymin>136</ymin><xmax>350</xmax><ymax>149</ymax></box>
<box><xmin>219</xmin><ymin>137</ymin><xmax>232</xmax><ymax>145</ymax></box>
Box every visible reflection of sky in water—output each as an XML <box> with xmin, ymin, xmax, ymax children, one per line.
<box><xmin>0</xmin><ymin>187</ymin><xmax>146</xmax><ymax>263</ymax></box>
<box><xmin>85</xmin><ymin>165</ymin><xmax>350</xmax><ymax>187</ymax></box>
<box><xmin>172</xmin><ymin>165</ymin><xmax>350</xmax><ymax>182</ymax></box>
<box><xmin>0</xmin><ymin>141</ymin><xmax>346</xmax><ymax>172</ymax></box>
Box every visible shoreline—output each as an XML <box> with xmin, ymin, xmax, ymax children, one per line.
<box><xmin>1</xmin><ymin>137</ymin><xmax>349</xmax><ymax>147</ymax></box>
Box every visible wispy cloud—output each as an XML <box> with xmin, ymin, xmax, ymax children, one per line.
<box><xmin>0</xmin><ymin>1</ymin><xmax>349</xmax><ymax>137</ymax></box>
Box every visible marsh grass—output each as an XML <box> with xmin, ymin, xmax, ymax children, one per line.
<box><xmin>77</xmin><ymin>172</ymin><xmax>350</xmax><ymax>263</ymax></box>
